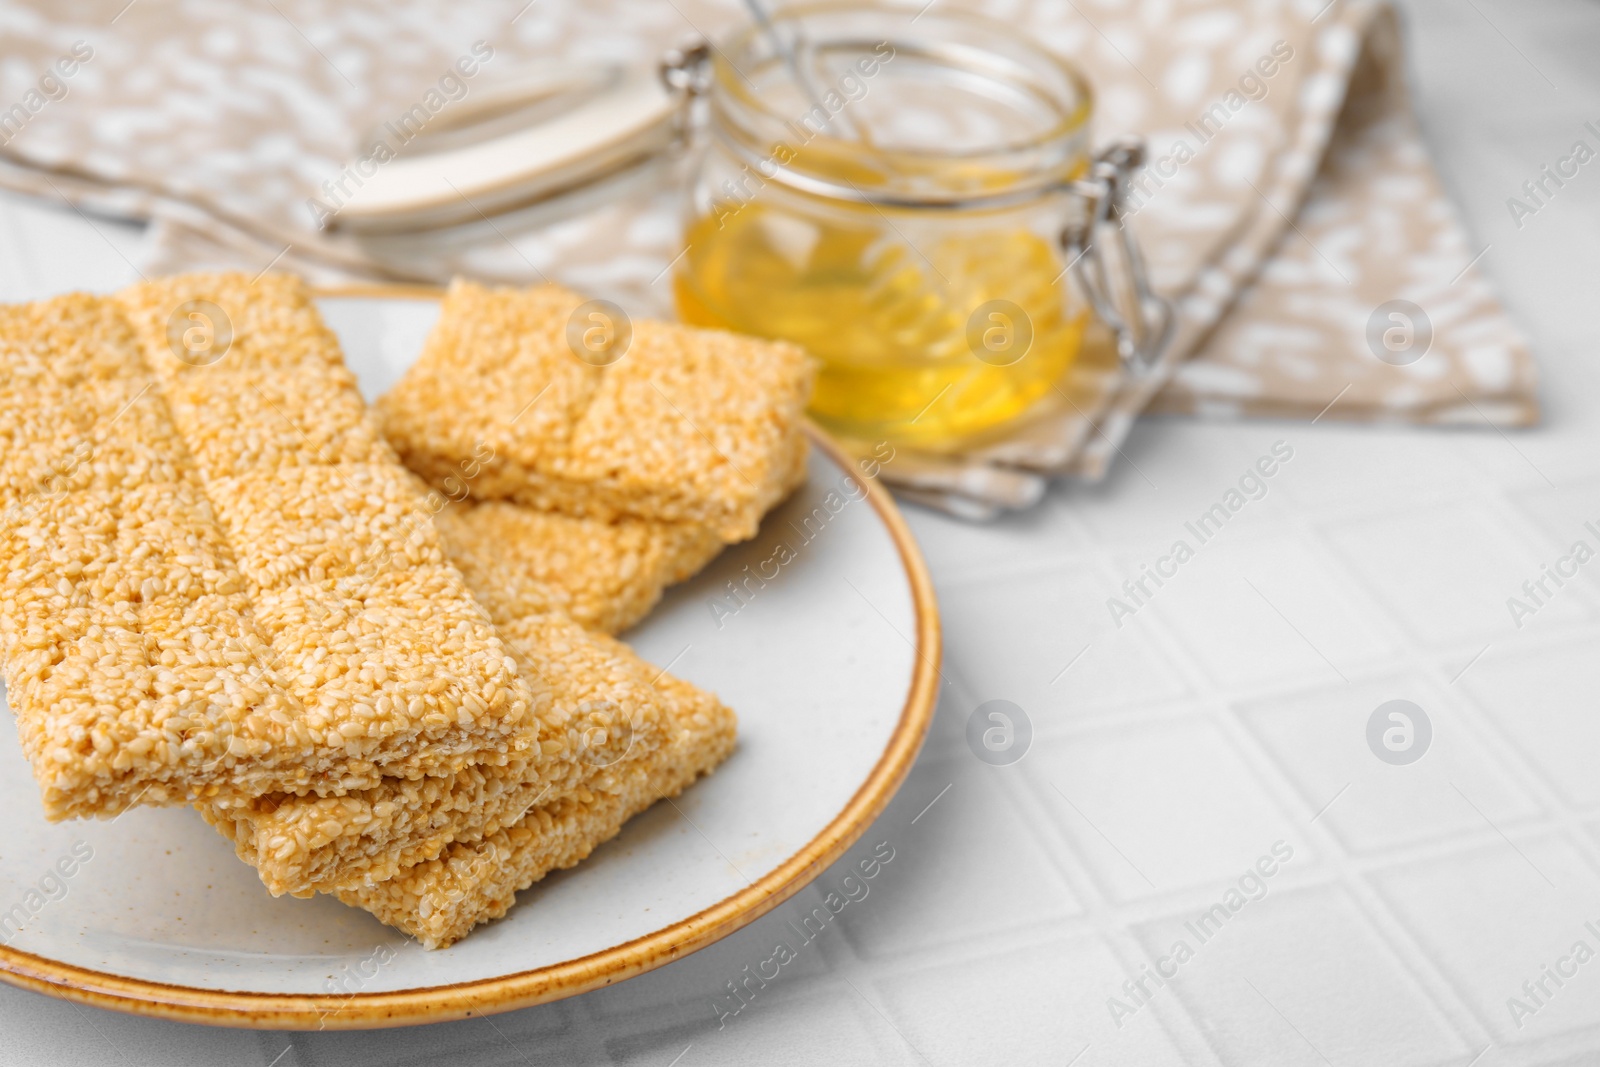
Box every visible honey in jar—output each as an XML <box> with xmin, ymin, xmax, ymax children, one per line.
<box><xmin>673</xmin><ymin>3</ymin><xmax>1097</xmax><ymax>448</ymax></box>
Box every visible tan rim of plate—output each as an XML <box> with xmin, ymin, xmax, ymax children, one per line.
<box><xmin>0</xmin><ymin>284</ymin><xmax>942</xmax><ymax>1029</ymax></box>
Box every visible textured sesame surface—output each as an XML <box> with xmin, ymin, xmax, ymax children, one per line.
<box><xmin>339</xmin><ymin>669</ymin><xmax>737</xmax><ymax>949</ymax></box>
<box><xmin>376</xmin><ymin>279</ymin><xmax>815</xmax><ymax>542</ymax></box>
<box><xmin>198</xmin><ymin>612</ymin><xmax>674</xmax><ymax>896</ymax></box>
<box><xmin>0</xmin><ymin>276</ymin><xmax>551</xmax><ymax>818</ymax></box>
<box><xmin>117</xmin><ymin>275</ymin><xmax>548</xmax><ymax>791</ymax></box>
<box><xmin>433</xmin><ymin>500</ymin><xmax>723</xmax><ymax>635</ymax></box>
<box><xmin>0</xmin><ymin>292</ymin><xmax>313</xmax><ymax>818</ymax></box>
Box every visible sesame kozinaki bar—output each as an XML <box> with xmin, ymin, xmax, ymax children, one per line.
<box><xmin>197</xmin><ymin>612</ymin><xmax>673</xmax><ymax>897</ymax></box>
<box><xmin>432</xmin><ymin>500</ymin><xmax>723</xmax><ymax>635</ymax></box>
<box><xmin>376</xmin><ymin>279</ymin><xmax>814</xmax><ymax>543</ymax></box>
<box><xmin>194</xmin><ymin>475</ymin><xmax>726</xmax><ymax>895</ymax></box>
<box><xmin>0</xmin><ymin>278</ymin><xmax>540</xmax><ymax>818</ymax></box>
<box><xmin>339</xmin><ymin>664</ymin><xmax>737</xmax><ymax>948</ymax></box>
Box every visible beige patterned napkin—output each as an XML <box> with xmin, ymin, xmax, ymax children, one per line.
<box><xmin>0</xmin><ymin>0</ymin><xmax>1535</xmax><ymax>517</ymax></box>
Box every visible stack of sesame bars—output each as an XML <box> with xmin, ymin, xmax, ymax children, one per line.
<box><xmin>0</xmin><ymin>273</ymin><xmax>814</xmax><ymax>948</ymax></box>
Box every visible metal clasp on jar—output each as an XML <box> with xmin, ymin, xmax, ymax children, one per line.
<box><xmin>659</xmin><ymin>38</ymin><xmax>713</xmax><ymax>136</ymax></box>
<box><xmin>1062</xmin><ymin>138</ymin><xmax>1174</xmax><ymax>375</ymax></box>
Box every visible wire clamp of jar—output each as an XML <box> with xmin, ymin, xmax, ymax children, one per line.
<box><xmin>659</xmin><ymin>38</ymin><xmax>713</xmax><ymax>132</ymax></box>
<box><xmin>1062</xmin><ymin>138</ymin><xmax>1174</xmax><ymax>375</ymax></box>
<box><xmin>659</xmin><ymin>39</ymin><xmax>716</xmax><ymax>153</ymax></box>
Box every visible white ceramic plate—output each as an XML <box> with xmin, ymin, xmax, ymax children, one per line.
<box><xmin>0</xmin><ymin>289</ymin><xmax>938</xmax><ymax>1028</ymax></box>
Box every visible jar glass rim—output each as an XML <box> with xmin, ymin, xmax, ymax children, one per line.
<box><xmin>708</xmin><ymin>1</ymin><xmax>1095</xmax><ymax>209</ymax></box>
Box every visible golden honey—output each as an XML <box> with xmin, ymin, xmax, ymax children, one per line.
<box><xmin>675</xmin><ymin>197</ymin><xmax>1087</xmax><ymax>447</ymax></box>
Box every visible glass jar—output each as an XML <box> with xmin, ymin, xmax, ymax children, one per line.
<box><xmin>669</xmin><ymin>2</ymin><xmax>1168</xmax><ymax>448</ymax></box>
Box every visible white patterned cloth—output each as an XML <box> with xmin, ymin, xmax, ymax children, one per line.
<box><xmin>0</xmin><ymin>0</ymin><xmax>1535</xmax><ymax>515</ymax></box>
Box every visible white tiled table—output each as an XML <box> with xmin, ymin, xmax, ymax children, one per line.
<box><xmin>2</xmin><ymin>1</ymin><xmax>1599</xmax><ymax>1063</ymax></box>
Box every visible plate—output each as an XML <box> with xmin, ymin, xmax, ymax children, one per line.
<box><xmin>0</xmin><ymin>287</ymin><xmax>939</xmax><ymax>1028</ymax></box>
